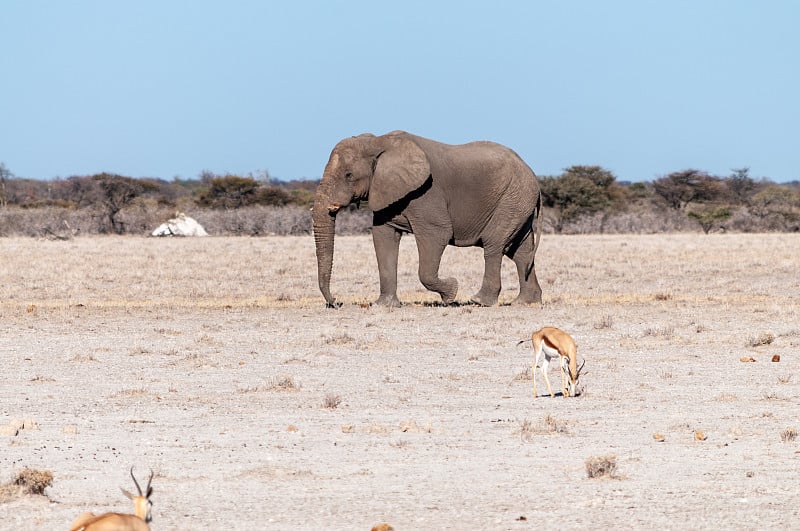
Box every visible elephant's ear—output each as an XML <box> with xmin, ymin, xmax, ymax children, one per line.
<box><xmin>369</xmin><ymin>135</ymin><xmax>431</xmax><ymax>212</ymax></box>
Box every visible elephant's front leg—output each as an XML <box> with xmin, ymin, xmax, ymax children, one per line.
<box><xmin>415</xmin><ymin>236</ymin><xmax>458</xmax><ymax>304</ymax></box>
<box><xmin>471</xmin><ymin>248</ymin><xmax>502</xmax><ymax>306</ymax></box>
<box><xmin>371</xmin><ymin>224</ymin><xmax>403</xmax><ymax>307</ymax></box>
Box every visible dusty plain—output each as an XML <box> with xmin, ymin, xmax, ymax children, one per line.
<box><xmin>1</xmin><ymin>233</ymin><xmax>799</xmax><ymax>530</ymax></box>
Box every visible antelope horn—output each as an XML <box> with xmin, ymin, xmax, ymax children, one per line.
<box><xmin>130</xmin><ymin>467</ymin><xmax>142</xmax><ymax>496</ymax></box>
<box><xmin>145</xmin><ymin>469</ymin><xmax>154</xmax><ymax>496</ymax></box>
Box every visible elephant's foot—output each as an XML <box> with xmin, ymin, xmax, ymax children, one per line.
<box><xmin>438</xmin><ymin>278</ymin><xmax>459</xmax><ymax>305</ymax></box>
<box><xmin>374</xmin><ymin>294</ymin><xmax>403</xmax><ymax>307</ymax></box>
<box><xmin>470</xmin><ymin>288</ymin><xmax>499</xmax><ymax>307</ymax></box>
<box><xmin>511</xmin><ymin>291</ymin><xmax>543</xmax><ymax>305</ymax></box>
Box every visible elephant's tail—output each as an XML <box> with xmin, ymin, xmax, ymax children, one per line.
<box><xmin>533</xmin><ymin>188</ymin><xmax>543</xmax><ymax>259</ymax></box>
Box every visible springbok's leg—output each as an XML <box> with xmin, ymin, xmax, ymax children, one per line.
<box><xmin>533</xmin><ymin>344</ymin><xmax>543</xmax><ymax>397</ymax></box>
<box><xmin>540</xmin><ymin>357</ymin><xmax>555</xmax><ymax>397</ymax></box>
<box><xmin>560</xmin><ymin>356</ymin><xmax>569</xmax><ymax>397</ymax></box>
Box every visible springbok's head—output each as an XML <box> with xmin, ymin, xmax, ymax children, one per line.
<box><xmin>566</xmin><ymin>358</ymin><xmax>586</xmax><ymax>397</ymax></box>
<box><xmin>121</xmin><ymin>467</ymin><xmax>153</xmax><ymax>523</ymax></box>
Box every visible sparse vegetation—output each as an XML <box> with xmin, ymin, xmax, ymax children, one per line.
<box><xmin>1</xmin><ymin>162</ymin><xmax>797</xmax><ymax>236</ymax></box>
<box><xmin>780</xmin><ymin>428</ymin><xmax>797</xmax><ymax>442</ymax></box>
<box><xmin>1</xmin><ymin>232</ymin><xmax>798</xmax><ymax>527</ymax></box>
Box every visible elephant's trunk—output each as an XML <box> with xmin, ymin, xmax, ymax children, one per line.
<box><xmin>312</xmin><ymin>194</ymin><xmax>338</xmax><ymax>307</ymax></box>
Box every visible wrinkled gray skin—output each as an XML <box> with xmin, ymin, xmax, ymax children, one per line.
<box><xmin>313</xmin><ymin>131</ymin><xmax>543</xmax><ymax>307</ymax></box>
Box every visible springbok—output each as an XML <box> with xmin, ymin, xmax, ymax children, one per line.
<box><xmin>520</xmin><ymin>326</ymin><xmax>585</xmax><ymax>397</ymax></box>
<box><xmin>70</xmin><ymin>467</ymin><xmax>153</xmax><ymax>531</ymax></box>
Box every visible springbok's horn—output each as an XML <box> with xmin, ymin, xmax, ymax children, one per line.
<box><xmin>130</xmin><ymin>467</ymin><xmax>142</xmax><ymax>496</ymax></box>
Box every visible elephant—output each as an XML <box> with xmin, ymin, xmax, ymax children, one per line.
<box><xmin>312</xmin><ymin>130</ymin><xmax>543</xmax><ymax>307</ymax></box>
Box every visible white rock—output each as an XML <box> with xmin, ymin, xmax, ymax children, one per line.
<box><xmin>151</xmin><ymin>212</ymin><xmax>208</xmax><ymax>237</ymax></box>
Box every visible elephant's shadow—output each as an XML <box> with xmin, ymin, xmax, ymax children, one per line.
<box><xmin>417</xmin><ymin>300</ymin><xmax>520</xmax><ymax>308</ymax></box>
<box><xmin>418</xmin><ymin>300</ymin><xmax>470</xmax><ymax>308</ymax></box>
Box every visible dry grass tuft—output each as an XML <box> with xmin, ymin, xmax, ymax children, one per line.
<box><xmin>112</xmin><ymin>387</ymin><xmax>151</xmax><ymax>397</ymax></box>
<box><xmin>0</xmin><ymin>468</ymin><xmax>54</xmax><ymax>501</ymax></box>
<box><xmin>747</xmin><ymin>332</ymin><xmax>775</xmax><ymax>347</ymax></box>
<box><xmin>518</xmin><ymin>419</ymin><xmax>536</xmax><ymax>442</ymax></box>
<box><xmin>324</xmin><ymin>333</ymin><xmax>355</xmax><ymax>345</ymax></box>
<box><xmin>585</xmin><ymin>455</ymin><xmax>619</xmax><ymax>479</ymax></box>
<box><xmin>15</xmin><ymin>468</ymin><xmax>53</xmax><ymax>495</ymax></box>
<box><xmin>239</xmin><ymin>375</ymin><xmax>300</xmax><ymax>393</ymax></box>
<box><xmin>543</xmin><ymin>413</ymin><xmax>569</xmax><ymax>434</ymax></box>
<box><xmin>643</xmin><ymin>326</ymin><xmax>675</xmax><ymax>338</ymax></box>
<box><xmin>322</xmin><ymin>393</ymin><xmax>342</xmax><ymax>409</ymax></box>
<box><xmin>761</xmin><ymin>390</ymin><xmax>783</xmax><ymax>401</ymax></box>
<box><xmin>518</xmin><ymin>414</ymin><xmax>569</xmax><ymax>442</ymax></box>
<box><xmin>653</xmin><ymin>292</ymin><xmax>673</xmax><ymax>301</ymax></box>
<box><xmin>70</xmin><ymin>354</ymin><xmax>98</xmax><ymax>363</ymax></box>
<box><xmin>512</xmin><ymin>366</ymin><xmax>532</xmax><ymax>382</ymax></box>
<box><xmin>715</xmin><ymin>392</ymin><xmax>738</xmax><ymax>402</ymax></box>
<box><xmin>780</xmin><ymin>428</ymin><xmax>797</xmax><ymax>442</ymax></box>
<box><xmin>594</xmin><ymin>314</ymin><xmax>614</xmax><ymax>329</ymax></box>
<box><xmin>268</xmin><ymin>375</ymin><xmax>300</xmax><ymax>391</ymax></box>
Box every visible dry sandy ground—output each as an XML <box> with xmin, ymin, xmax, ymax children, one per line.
<box><xmin>1</xmin><ymin>233</ymin><xmax>799</xmax><ymax>530</ymax></box>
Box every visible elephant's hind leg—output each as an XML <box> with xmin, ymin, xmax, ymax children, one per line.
<box><xmin>470</xmin><ymin>248</ymin><xmax>502</xmax><ymax>306</ymax></box>
<box><xmin>508</xmin><ymin>233</ymin><xmax>542</xmax><ymax>305</ymax></box>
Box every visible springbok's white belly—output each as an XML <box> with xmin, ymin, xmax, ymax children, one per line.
<box><xmin>542</xmin><ymin>343</ymin><xmax>560</xmax><ymax>359</ymax></box>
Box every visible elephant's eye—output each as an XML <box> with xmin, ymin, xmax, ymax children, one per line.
<box><xmin>344</xmin><ymin>171</ymin><xmax>354</xmax><ymax>181</ymax></box>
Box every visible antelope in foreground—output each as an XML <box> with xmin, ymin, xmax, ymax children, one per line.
<box><xmin>70</xmin><ymin>467</ymin><xmax>153</xmax><ymax>531</ymax></box>
<box><xmin>520</xmin><ymin>326</ymin><xmax>585</xmax><ymax>397</ymax></box>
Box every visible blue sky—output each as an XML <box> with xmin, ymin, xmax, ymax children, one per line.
<box><xmin>2</xmin><ymin>1</ymin><xmax>798</xmax><ymax>183</ymax></box>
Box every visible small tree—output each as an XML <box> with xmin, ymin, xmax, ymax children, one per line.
<box><xmin>687</xmin><ymin>206</ymin><xmax>732</xmax><ymax>233</ymax></box>
<box><xmin>726</xmin><ymin>167</ymin><xmax>758</xmax><ymax>205</ymax></box>
<box><xmin>652</xmin><ymin>170</ymin><xmax>725</xmax><ymax>210</ymax></box>
<box><xmin>253</xmin><ymin>186</ymin><xmax>291</xmax><ymax>206</ymax></box>
<box><xmin>540</xmin><ymin>165</ymin><xmax>622</xmax><ymax>232</ymax></box>
<box><xmin>55</xmin><ymin>175</ymin><xmax>99</xmax><ymax>207</ymax></box>
<box><xmin>748</xmin><ymin>185</ymin><xmax>799</xmax><ymax>229</ymax></box>
<box><xmin>197</xmin><ymin>175</ymin><xmax>260</xmax><ymax>209</ymax></box>
<box><xmin>92</xmin><ymin>173</ymin><xmax>157</xmax><ymax>233</ymax></box>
